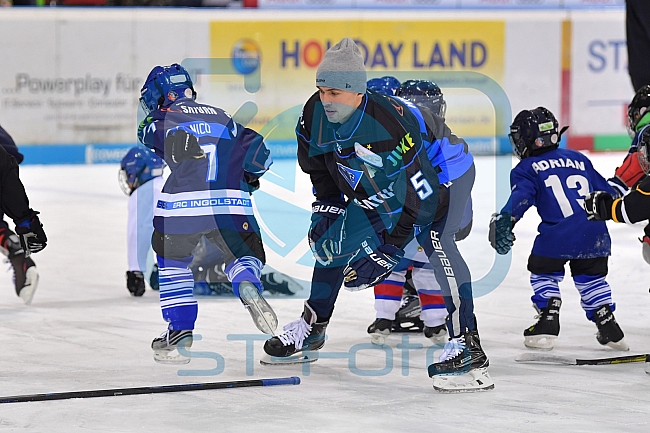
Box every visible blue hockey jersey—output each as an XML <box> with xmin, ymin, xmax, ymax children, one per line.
<box><xmin>138</xmin><ymin>99</ymin><xmax>272</xmax><ymax>235</ymax></box>
<box><xmin>501</xmin><ymin>147</ymin><xmax>615</xmax><ymax>259</ymax></box>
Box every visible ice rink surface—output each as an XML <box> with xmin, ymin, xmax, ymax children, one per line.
<box><xmin>1</xmin><ymin>153</ymin><xmax>648</xmax><ymax>432</ymax></box>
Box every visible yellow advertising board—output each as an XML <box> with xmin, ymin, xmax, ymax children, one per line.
<box><xmin>209</xmin><ymin>20</ymin><xmax>504</xmax><ymax>138</ymax></box>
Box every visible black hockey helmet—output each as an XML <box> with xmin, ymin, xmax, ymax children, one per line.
<box><xmin>509</xmin><ymin>107</ymin><xmax>568</xmax><ymax>160</ymax></box>
<box><xmin>627</xmin><ymin>85</ymin><xmax>650</xmax><ymax>138</ymax></box>
<box><xmin>396</xmin><ymin>80</ymin><xmax>446</xmax><ymax>119</ymax></box>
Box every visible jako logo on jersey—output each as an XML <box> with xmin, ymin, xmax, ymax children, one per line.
<box><xmin>431</xmin><ymin>230</ymin><xmax>454</xmax><ymax>277</ymax></box>
<box><xmin>337</xmin><ymin>163</ymin><xmax>363</xmax><ymax>190</ymax></box>
<box><xmin>387</xmin><ymin>133</ymin><xmax>415</xmax><ymax>166</ymax></box>
<box><xmin>180</xmin><ymin>105</ymin><xmax>219</xmax><ymax>115</ymax></box>
<box><xmin>353</xmin><ymin>182</ymin><xmax>395</xmax><ymax>209</ymax></box>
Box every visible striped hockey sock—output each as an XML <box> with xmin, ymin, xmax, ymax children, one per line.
<box><xmin>158</xmin><ymin>261</ymin><xmax>198</xmax><ymax>331</ymax></box>
<box><xmin>574</xmin><ymin>274</ymin><xmax>614</xmax><ymax>322</ymax></box>
<box><xmin>530</xmin><ymin>272</ymin><xmax>563</xmax><ymax>311</ymax></box>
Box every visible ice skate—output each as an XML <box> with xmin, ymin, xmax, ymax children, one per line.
<box><xmin>424</xmin><ymin>324</ymin><xmax>448</xmax><ymax>345</ymax></box>
<box><xmin>151</xmin><ymin>329</ymin><xmax>193</xmax><ymax>365</ymax></box>
<box><xmin>15</xmin><ymin>257</ymin><xmax>38</xmax><ymax>305</ymax></box>
<box><xmin>239</xmin><ymin>281</ymin><xmax>278</xmax><ymax>335</ymax></box>
<box><xmin>261</xmin><ymin>302</ymin><xmax>328</xmax><ymax>365</ymax></box>
<box><xmin>260</xmin><ymin>272</ymin><xmax>301</xmax><ymax>296</ymax></box>
<box><xmin>391</xmin><ymin>295</ymin><xmax>424</xmax><ymax>332</ymax></box>
<box><xmin>524</xmin><ymin>298</ymin><xmax>561</xmax><ymax>350</ymax></box>
<box><xmin>2</xmin><ymin>228</ymin><xmax>38</xmax><ymax>305</ymax></box>
<box><xmin>428</xmin><ymin>331</ymin><xmax>493</xmax><ymax>393</ymax></box>
<box><xmin>594</xmin><ymin>304</ymin><xmax>629</xmax><ymax>351</ymax></box>
<box><xmin>367</xmin><ymin>318</ymin><xmax>392</xmax><ymax>345</ymax></box>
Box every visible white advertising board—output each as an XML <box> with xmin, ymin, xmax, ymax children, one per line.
<box><xmin>570</xmin><ymin>11</ymin><xmax>632</xmax><ymax>136</ymax></box>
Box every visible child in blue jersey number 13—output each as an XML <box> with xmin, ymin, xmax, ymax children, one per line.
<box><xmin>489</xmin><ymin>107</ymin><xmax>628</xmax><ymax>351</ymax></box>
<box><xmin>137</xmin><ymin>64</ymin><xmax>276</xmax><ymax>365</ymax></box>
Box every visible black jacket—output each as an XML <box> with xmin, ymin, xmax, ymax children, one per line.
<box><xmin>297</xmin><ymin>90</ymin><xmax>441</xmax><ymax>248</ymax></box>
<box><xmin>0</xmin><ymin>145</ymin><xmax>33</xmax><ymax>224</ymax></box>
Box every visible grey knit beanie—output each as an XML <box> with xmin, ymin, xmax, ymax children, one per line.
<box><xmin>316</xmin><ymin>38</ymin><xmax>367</xmax><ymax>94</ymax></box>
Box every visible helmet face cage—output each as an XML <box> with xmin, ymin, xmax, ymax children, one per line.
<box><xmin>139</xmin><ymin>64</ymin><xmax>195</xmax><ymax>115</ymax></box>
<box><xmin>119</xmin><ymin>147</ymin><xmax>164</xmax><ymax>195</ymax></box>
<box><xmin>639</xmin><ymin>140</ymin><xmax>650</xmax><ymax>175</ymax></box>
<box><xmin>627</xmin><ymin>85</ymin><xmax>650</xmax><ymax>138</ymax></box>
<box><xmin>366</xmin><ymin>76</ymin><xmax>401</xmax><ymax>96</ymax></box>
<box><xmin>396</xmin><ymin>80</ymin><xmax>446</xmax><ymax>119</ymax></box>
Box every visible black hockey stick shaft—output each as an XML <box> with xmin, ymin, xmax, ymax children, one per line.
<box><xmin>575</xmin><ymin>354</ymin><xmax>649</xmax><ymax>365</ymax></box>
<box><xmin>0</xmin><ymin>376</ymin><xmax>300</xmax><ymax>404</ymax></box>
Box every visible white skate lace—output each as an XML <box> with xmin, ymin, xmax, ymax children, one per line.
<box><xmin>278</xmin><ymin>318</ymin><xmax>312</xmax><ymax>350</ymax></box>
<box><xmin>439</xmin><ymin>336</ymin><xmax>466</xmax><ymax>362</ymax></box>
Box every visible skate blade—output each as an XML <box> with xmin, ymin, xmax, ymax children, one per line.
<box><xmin>153</xmin><ymin>349</ymin><xmax>191</xmax><ymax>365</ymax></box>
<box><xmin>604</xmin><ymin>338</ymin><xmax>629</xmax><ymax>351</ymax></box>
<box><xmin>240</xmin><ymin>283</ymin><xmax>278</xmax><ymax>335</ymax></box>
<box><xmin>369</xmin><ymin>332</ymin><xmax>389</xmax><ymax>346</ymax></box>
<box><xmin>260</xmin><ymin>353</ymin><xmax>318</xmax><ymax>365</ymax></box>
<box><xmin>18</xmin><ymin>267</ymin><xmax>39</xmax><ymax>305</ymax></box>
<box><xmin>645</xmin><ymin>363</ymin><xmax>650</xmax><ymax>375</ymax></box>
<box><xmin>524</xmin><ymin>335</ymin><xmax>556</xmax><ymax>351</ymax></box>
<box><xmin>432</xmin><ymin>368</ymin><xmax>494</xmax><ymax>393</ymax></box>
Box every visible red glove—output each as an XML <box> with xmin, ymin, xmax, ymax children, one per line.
<box><xmin>614</xmin><ymin>151</ymin><xmax>645</xmax><ymax>188</ymax></box>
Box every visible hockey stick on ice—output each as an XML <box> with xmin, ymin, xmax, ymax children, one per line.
<box><xmin>0</xmin><ymin>376</ymin><xmax>300</xmax><ymax>404</ymax></box>
<box><xmin>515</xmin><ymin>353</ymin><xmax>649</xmax><ymax>366</ymax></box>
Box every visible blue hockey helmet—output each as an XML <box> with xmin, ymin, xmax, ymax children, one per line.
<box><xmin>118</xmin><ymin>146</ymin><xmax>164</xmax><ymax>195</ymax></box>
<box><xmin>366</xmin><ymin>76</ymin><xmax>401</xmax><ymax>96</ymax></box>
<box><xmin>396</xmin><ymin>80</ymin><xmax>447</xmax><ymax>119</ymax></box>
<box><xmin>139</xmin><ymin>64</ymin><xmax>196</xmax><ymax>115</ymax></box>
<box><xmin>509</xmin><ymin>107</ymin><xmax>568</xmax><ymax>160</ymax></box>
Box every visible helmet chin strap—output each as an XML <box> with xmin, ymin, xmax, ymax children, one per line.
<box><xmin>558</xmin><ymin>125</ymin><xmax>569</xmax><ymax>139</ymax></box>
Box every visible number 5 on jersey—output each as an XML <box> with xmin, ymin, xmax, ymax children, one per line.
<box><xmin>410</xmin><ymin>171</ymin><xmax>433</xmax><ymax>200</ymax></box>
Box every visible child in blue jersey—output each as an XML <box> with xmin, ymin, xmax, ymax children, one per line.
<box><xmin>490</xmin><ymin>107</ymin><xmax>628</xmax><ymax>351</ymax></box>
<box><xmin>137</xmin><ymin>64</ymin><xmax>274</xmax><ymax>364</ymax></box>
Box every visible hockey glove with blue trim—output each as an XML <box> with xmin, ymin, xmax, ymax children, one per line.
<box><xmin>15</xmin><ymin>211</ymin><xmax>47</xmax><ymax>254</ymax></box>
<box><xmin>488</xmin><ymin>212</ymin><xmax>515</xmax><ymax>255</ymax></box>
<box><xmin>583</xmin><ymin>191</ymin><xmax>613</xmax><ymax>221</ymax></box>
<box><xmin>343</xmin><ymin>241</ymin><xmax>404</xmax><ymax>291</ymax></box>
<box><xmin>309</xmin><ymin>199</ymin><xmax>346</xmax><ymax>266</ymax></box>
<box><xmin>164</xmin><ymin>129</ymin><xmax>204</xmax><ymax>164</ymax></box>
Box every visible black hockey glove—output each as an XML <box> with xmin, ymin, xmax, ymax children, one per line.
<box><xmin>15</xmin><ymin>212</ymin><xmax>47</xmax><ymax>254</ymax></box>
<box><xmin>309</xmin><ymin>199</ymin><xmax>346</xmax><ymax>266</ymax></box>
<box><xmin>488</xmin><ymin>212</ymin><xmax>515</xmax><ymax>255</ymax></box>
<box><xmin>244</xmin><ymin>172</ymin><xmax>261</xmax><ymax>193</ymax></box>
<box><xmin>126</xmin><ymin>270</ymin><xmax>145</xmax><ymax>297</ymax></box>
<box><xmin>343</xmin><ymin>240</ymin><xmax>404</xmax><ymax>292</ymax></box>
<box><xmin>164</xmin><ymin>129</ymin><xmax>204</xmax><ymax>164</ymax></box>
<box><xmin>583</xmin><ymin>191</ymin><xmax>614</xmax><ymax>221</ymax></box>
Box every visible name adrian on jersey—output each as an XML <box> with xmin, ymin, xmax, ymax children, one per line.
<box><xmin>531</xmin><ymin>158</ymin><xmax>586</xmax><ymax>173</ymax></box>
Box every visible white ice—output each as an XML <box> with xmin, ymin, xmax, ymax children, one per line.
<box><xmin>1</xmin><ymin>153</ymin><xmax>648</xmax><ymax>432</ymax></box>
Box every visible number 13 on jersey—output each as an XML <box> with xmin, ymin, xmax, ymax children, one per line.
<box><xmin>544</xmin><ymin>174</ymin><xmax>590</xmax><ymax>217</ymax></box>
